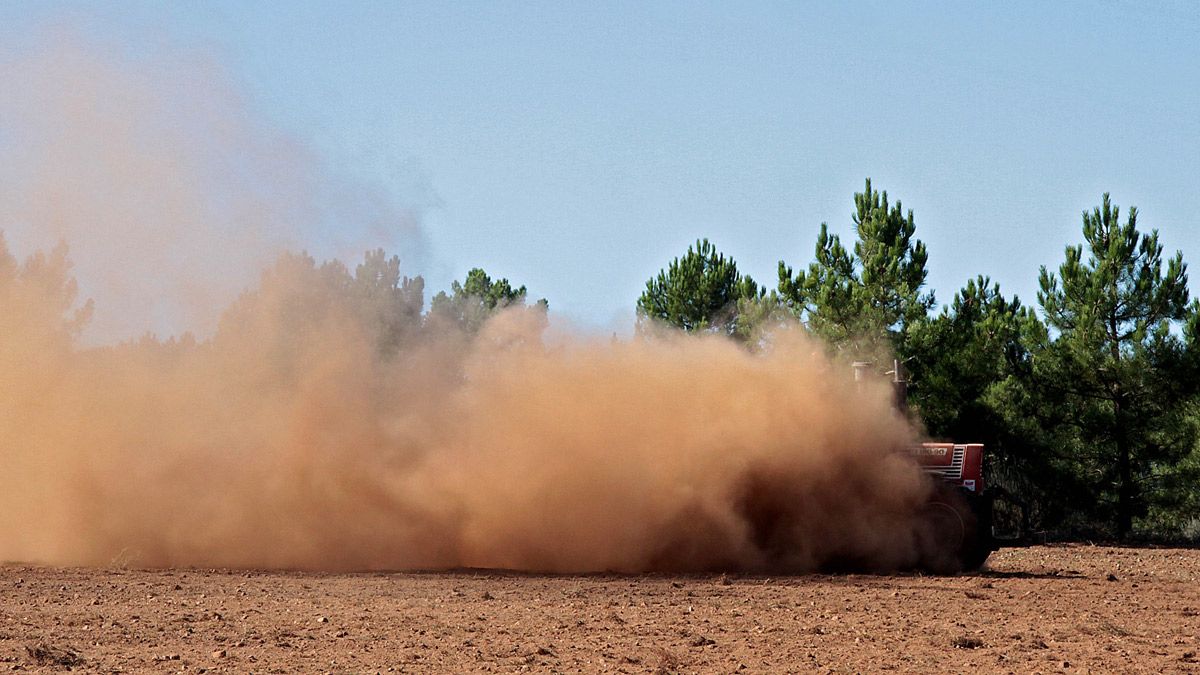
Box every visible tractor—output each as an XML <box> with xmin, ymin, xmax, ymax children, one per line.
<box><xmin>854</xmin><ymin>361</ymin><xmax>1024</xmax><ymax>572</ymax></box>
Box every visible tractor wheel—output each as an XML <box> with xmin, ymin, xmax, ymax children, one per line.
<box><xmin>915</xmin><ymin>484</ymin><xmax>989</xmax><ymax>574</ymax></box>
<box><xmin>915</xmin><ymin>499</ymin><xmax>967</xmax><ymax>573</ymax></box>
<box><xmin>958</xmin><ymin>491</ymin><xmax>995</xmax><ymax>571</ymax></box>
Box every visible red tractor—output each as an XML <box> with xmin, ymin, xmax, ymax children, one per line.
<box><xmin>856</xmin><ymin>361</ymin><xmax>1009</xmax><ymax>572</ymax></box>
<box><xmin>910</xmin><ymin>441</ymin><xmax>995</xmax><ymax>572</ymax></box>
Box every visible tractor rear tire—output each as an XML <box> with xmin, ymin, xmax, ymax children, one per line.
<box><xmin>915</xmin><ymin>485</ymin><xmax>991</xmax><ymax>573</ymax></box>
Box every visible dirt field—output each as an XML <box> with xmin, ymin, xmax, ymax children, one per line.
<box><xmin>2</xmin><ymin>545</ymin><xmax>1197</xmax><ymax>674</ymax></box>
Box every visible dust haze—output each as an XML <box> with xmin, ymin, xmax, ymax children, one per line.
<box><xmin>0</xmin><ymin>32</ymin><xmax>935</xmax><ymax>574</ymax></box>
<box><xmin>0</xmin><ymin>26</ymin><xmax>423</xmax><ymax>343</ymax></box>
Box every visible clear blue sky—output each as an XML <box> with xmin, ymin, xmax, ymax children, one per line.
<box><xmin>2</xmin><ymin>1</ymin><xmax>1198</xmax><ymax>332</ymax></box>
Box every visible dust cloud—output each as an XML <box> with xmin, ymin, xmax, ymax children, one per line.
<box><xmin>0</xmin><ymin>242</ymin><xmax>931</xmax><ymax>572</ymax></box>
<box><xmin>0</xmin><ymin>29</ymin><xmax>935</xmax><ymax>574</ymax></box>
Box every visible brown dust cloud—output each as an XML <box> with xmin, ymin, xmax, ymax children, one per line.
<box><xmin>0</xmin><ymin>31</ymin><xmax>936</xmax><ymax>574</ymax></box>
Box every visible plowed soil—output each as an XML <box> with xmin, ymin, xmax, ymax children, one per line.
<box><xmin>2</xmin><ymin>545</ymin><xmax>1197</xmax><ymax>673</ymax></box>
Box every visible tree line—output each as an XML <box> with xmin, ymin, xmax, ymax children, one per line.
<box><xmin>637</xmin><ymin>179</ymin><xmax>1200</xmax><ymax>541</ymax></box>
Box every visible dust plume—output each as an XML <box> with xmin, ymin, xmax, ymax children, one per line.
<box><xmin>0</xmin><ymin>28</ymin><xmax>937</xmax><ymax>574</ymax></box>
<box><xmin>0</xmin><ymin>238</ymin><xmax>934</xmax><ymax>573</ymax></box>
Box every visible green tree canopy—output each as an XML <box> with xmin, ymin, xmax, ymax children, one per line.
<box><xmin>217</xmin><ymin>248</ymin><xmax>425</xmax><ymax>365</ymax></box>
<box><xmin>636</xmin><ymin>238</ymin><xmax>764</xmax><ymax>338</ymax></box>
<box><xmin>909</xmin><ymin>276</ymin><xmax>1031</xmax><ymax>443</ymax></box>
<box><xmin>352</xmin><ymin>248</ymin><xmax>425</xmax><ymax>353</ymax></box>
<box><xmin>1035</xmin><ymin>194</ymin><xmax>1195</xmax><ymax>537</ymax></box>
<box><xmin>430</xmin><ymin>267</ymin><xmax>546</xmax><ymax>334</ymax></box>
<box><xmin>779</xmin><ymin>178</ymin><xmax>933</xmax><ymax>360</ymax></box>
<box><xmin>905</xmin><ymin>276</ymin><xmax>1082</xmax><ymax>525</ymax></box>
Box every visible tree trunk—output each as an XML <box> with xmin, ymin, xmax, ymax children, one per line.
<box><xmin>1110</xmin><ymin>346</ymin><xmax>1132</xmax><ymax>538</ymax></box>
<box><xmin>1115</xmin><ymin>395</ymin><xmax>1133</xmax><ymax>539</ymax></box>
<box><xmin>1110</xmin><ymin>312</ymin><xmax>1132</xmax><ymax>539</ymax></box>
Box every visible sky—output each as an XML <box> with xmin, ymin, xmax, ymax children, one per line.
<box><xmin>1</xmin><ymin>0</ymin><xmax>1197</xmax><ymax>336</ymax></box>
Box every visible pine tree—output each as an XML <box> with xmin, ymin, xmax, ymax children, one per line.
<box><xmin>637</xmin><ymin>238</ymin><xmax>763</xmax><ymax>338</ymax></box>
<box><xmin>1036</xmin><ymin>194</ymin><xmax>1194</xmax><ymax>537</ymax></box>
<box><xmin>430</xmin><ymin>268</ymin><xmax>546</xmax><ymax>334</ymax></box>
<box><xmin>778</xmin><ymin>178</ymin><xmax>933</xmax><ymax>360</ymax></box>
